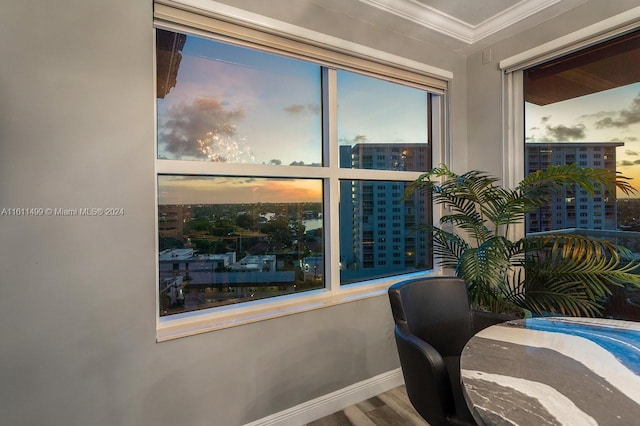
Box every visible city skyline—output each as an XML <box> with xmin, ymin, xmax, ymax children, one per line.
<box><xmin>158</xmin><ymin>175</ymin><xmax>323</xmax><ymax>205</ymax></box>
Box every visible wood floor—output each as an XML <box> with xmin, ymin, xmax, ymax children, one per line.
<box><xmin>305</xmin><ymin>385</ymin><xmax>429</xmax><ymax>426</ymax></box>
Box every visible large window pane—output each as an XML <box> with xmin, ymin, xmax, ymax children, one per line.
<box><xmin>339</xmin><ymin>180</ymin><xmax>431</xmax><ymax>284</ymax></box>
<box><xmin>524</xmin><ymin>29</ymin><xmax>640</xmax><ymax>319</ymax></box>
<box><xmin>337</xmin><ymin>70</ymin><xmax>429</xmax><ymax>171</ymax></box>
<box><xmin>158</xmin><ymin>175</ymin><xmax>324</xmax><ymax>316</ymax></box>
<box><xmin>155</xmin><ymin>23</ymin><xmax>443</xmax><ymax>321</ymax></box>
<box><xmin>524</xmin><ymin>30</ymin><xmax>640</xmax><ymax>232</ymax></box>
<box><xmin>156</xmin><ymin>29</ymin><xmax>322</xmax><ymax>166</ymax></box>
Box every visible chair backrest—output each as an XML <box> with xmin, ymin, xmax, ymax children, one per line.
<box><xmin>392</xmin><ymin>325</ymin><xmax>455</xmax><ymax>426</ymax></box>
<box><xmin>388</xmin><ymin>276</ymin><xmax>473</xmax><ymax>357</ymax></box>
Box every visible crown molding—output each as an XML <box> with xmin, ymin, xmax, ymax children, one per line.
<box><xmin>500</xmin><ymin>4</ymin><xmax>640</xmax><ymax>71</ymax></box>
<box><xmin>358</xmin><ymin>0</ymin><xmax>565</xmax><ymax>44</ymax></box>
<box><xmin>359</xmin><ymin>0</ymin><xmax>475</xmax><ymax>43</ymax></box>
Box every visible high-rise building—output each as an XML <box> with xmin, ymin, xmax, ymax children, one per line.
<box><xmin>525</xmin><ymin>142</ymin><xmax>623</xmax><ymax>232</ymax></box>
<box><xmin>340</xmin><ymin>143</ymin><xmax>430</xmax><ymax>275</ymax></box>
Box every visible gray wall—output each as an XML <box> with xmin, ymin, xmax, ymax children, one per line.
<box><xmin>0</xmin><ymin>1</ymin><xmax>464</xmax><ymax>425</ymax></box>
<box><xmin>465</xmin><ymin>0</ymin><xmax>640</xmax><ymax>180</ymax></box>
<box><xmin>2</xmin><ymin>0</ymin><xmax>635</xmax><ymax>424</ymax></box>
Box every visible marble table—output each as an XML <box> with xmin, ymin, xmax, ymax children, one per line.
<box><xmin>460</xmin><ymin>317</ymin><xmax>640</xmax><ymax>425</ymax></box>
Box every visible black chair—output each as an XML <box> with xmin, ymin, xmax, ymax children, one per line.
<box><xmin>388</xmin><ymin>276</ymin><xmax>513</xmax><ymax>426</ymax></box>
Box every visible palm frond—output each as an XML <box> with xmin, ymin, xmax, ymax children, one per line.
<box><xmin>409</xmin><ymin>163</ymin><xmax>639</xmax><ymax>318</ymax></box>
<box><xmin>440</xmin><ymin>212</ymin><xmax>491</xmax><ymax>243</ymax></box>
<box><xmin>430</xmin><ymin>227</ymin><xmax>469</xmax><ymax>269</ymax></box>
<box><xmin>485</xmin><ymin>188</ymin><xmax>538</xmax><ymax>226</ymax></box>
<box><xmin>521</xmin><ymin>286</ymin><xmax>603</xmax><ymax>317</ymax></box>
<box><xmin>519</xmin><ymin>163</ymin><xmax>637</xmax><ymax>201</ymax></box>
<box><xmin>506</xmin><ymin>234</ymin><xmax>640</xmax><ymax>316</ymax></box>
<box><xmin>457</xmin><ymin>236</ymin><xmax>513</xmax><ymax>303</ymax></box>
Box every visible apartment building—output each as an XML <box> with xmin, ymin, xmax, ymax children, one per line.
<box><xmin>526</xmin><ymin>142</ymin><xmax>623</xmax><ymax>232</ymax></box>
<box><xmin>341</xmin><ymin>144</ymin><xmax>430</xmax><ymax>277</ymax></box>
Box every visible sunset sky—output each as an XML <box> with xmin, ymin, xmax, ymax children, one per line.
<box><xmin>526</xmin><ymin>82</ymin><xmax>640</xmax><ymax>196</ymax></box>
<box><xmin>157</xmin><ymin>31</ymin><xmax>323</xmax><ymax>166</ymax></box>
<box><xmin>157</xmin><ymin>32</ymin><xmax>429</xmax><ymax>166</ymax></box>
<box><xmin>158</xmin><ymin>29</ymin><xmax>640</xmax><ymax>204</ymax></box>
<box><xmin>158</xmin><ymin>175</ymin><xmax>323</xmax><ymax>205</ymax></box>
<box><xmin>157</xmin><ymin>30</ymin><xmax>429</xmax><ymax>205</ymax></box>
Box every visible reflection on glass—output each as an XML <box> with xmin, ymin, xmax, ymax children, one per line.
<box><xmin>156</xmin><ymin>29</ymin><xmax>322</xmax><ymax>166</ymax></box>
<box><xmin>337</xmin><ymin>70</ymin><xmax>429</xmax><ymax>171</ymax></box>
<box><xmin>339</xmin><ymin>180</ymin><xmax>431</xmax><ymax>284</ymax></box>
<box><xmin>158</xmin><ymin>175</ymin><xmax>323</xmax><ymax>316</ymax></box>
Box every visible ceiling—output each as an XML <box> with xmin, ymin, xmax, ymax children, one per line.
<box><xmin>352</xmin><ymin>0</ymin><xmax>588</xmax><ymax>47</ymax></box>
<box><xmin>352</xmin><ymin>0</ymin><xmax>640</xmax><ymax>106</ymax></box>
<box><xmin>524</xmin><ymin>28</ymin><xmax>640</xmax><ymax>105</ymax></box>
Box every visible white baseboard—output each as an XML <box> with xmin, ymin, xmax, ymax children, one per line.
<box><xmin>244</xmin><ymin>368</ymin><xmax>404</xmax><ymax>426</ymax></box>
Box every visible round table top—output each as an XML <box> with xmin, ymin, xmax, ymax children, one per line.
<box><xmin>461</xmin><ymin>317</ymin><xmax>640</xmax><ymax>425</ymax></box>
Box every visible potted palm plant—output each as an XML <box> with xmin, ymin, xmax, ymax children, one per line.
<box><xmin>406</xmin><ymin>163</ymin><xmax>640</xmax><ymax>317</ymax></box>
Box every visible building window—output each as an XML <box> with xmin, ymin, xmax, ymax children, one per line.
<box><xmin>155</xmin><ymin>17</ymin><xmax>444</xmax><ymax>323</ymax></box>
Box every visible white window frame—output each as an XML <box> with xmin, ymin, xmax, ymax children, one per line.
<box><xmin>500</xmin><ymin>5</ymin><xmax>640</xmax><ymax>243</ymax></box>
<box><xmin>154</xmin><ymin>1</ymin><xmax>452</xmax><ymax>341</ymax></box>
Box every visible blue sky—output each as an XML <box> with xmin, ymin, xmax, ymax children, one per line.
<box><xmin>157</xmin><ymin>31</ymin><xmax>429</xmax><ymax>204</ymax></box>
<box><xmin>157</xmin><ymin>33</ymin><xmax>322</xmax><ymax>165</ymax></box>
<box><xmin>157</xmin><ymin>32</ymin><xmax>429</xmax><ymax>166</ymax></box>
<box><xmin>337</xmin><ymin>70</ymin><xmax>428</xmax><ymax>146</ymax></box>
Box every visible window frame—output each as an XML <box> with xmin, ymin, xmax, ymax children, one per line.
<box><xmin>154</xmin><ymin>2</ymin><xmax>450</xmax><ymax>341</ymax></box>
<box><xmin>500</xmin><ymin>7</ymin><xmax>640</xmax><ymax>243</ymax></box>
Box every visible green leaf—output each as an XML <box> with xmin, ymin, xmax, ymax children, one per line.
<box><xmin>410</xmin><ymin>163</ymin><xmax>640</xmax><ymax>317</ymax></box>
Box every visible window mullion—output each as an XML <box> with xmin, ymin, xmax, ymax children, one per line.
<box><xmin>324</xmin><ymin>67</ymin><xmax>341</xmax><ymax>292</ymax></box>
<box><xmin>156</xmin><ymin>159</ymin><xmax>331</xmax><ymax>178</ymax></box>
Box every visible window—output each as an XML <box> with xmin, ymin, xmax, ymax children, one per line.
<box><xmin>523</xmin><ymin>28</ymin><xmax>640</xmax><ymax>236</ymax></box>
<box><xmin>501</xmin><ymin>13</ymin><xmax>640</xmax><ymax>322</ymax></box>
<box><xmin>154</xmin><ymin>5</ymin><xmax>446</xmax><ymax>331</ymax></box>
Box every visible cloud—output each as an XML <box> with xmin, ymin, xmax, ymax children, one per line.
<box><xmin>287</xmin><ymin>161</ymin><xmax>321</xmax><ymax>167</ymax></box>
<box><xmin>159</xmin><ymin>97</ymin><xmax>246</xmax><ymax>159</ymax></box>
<box><xmin>618</xmin><ymin>159</ymin><xmax>640</xmax><ymax>166</ymax></box>
<box><xmin>284</xmin><ymin>104</ymin><xmax>305</xmax><ymax>114</ymax></box>
<box><xmin>545</xmin><ymin>123</ymin><xmax>586</xmax><ymax>141</ymax></box>
<box><xmin>617</xmin><ymin>136</ymin><xmax>638</xmax><ymax>143</ymax></box>
<box><xmin>284</xmin><ymin>103</ymin><xmax>320</xmax><ymax>115</ymax></box>
<box><xmin>338</xmin><ymin>134</ymin><xmax>369</xmax><ymax>145</ymax></box>
<box><xmin>541</xmin><ymin>115</ymin><xmax>551</xmax><ymax>124</ymax></box>
<box><xmin>626</xmin><ymin>150</ymin><xmax>639</xmax><ymax>156</ymax></box>
<box><xmin>594</xmin><ymin>93</ymin><xmax>640</xmax><ymax>129</ymax></box>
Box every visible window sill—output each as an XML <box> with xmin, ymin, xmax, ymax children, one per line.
<box><xmin>156</xmin><ymin>270</ymin><xmax>439</xmax><ymax>341</ymax></box>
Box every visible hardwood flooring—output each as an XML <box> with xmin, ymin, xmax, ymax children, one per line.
<box><xmin>305</xmin><ymin>385</ymin><xmax>429</xmax><ymax>426</ymax></box>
